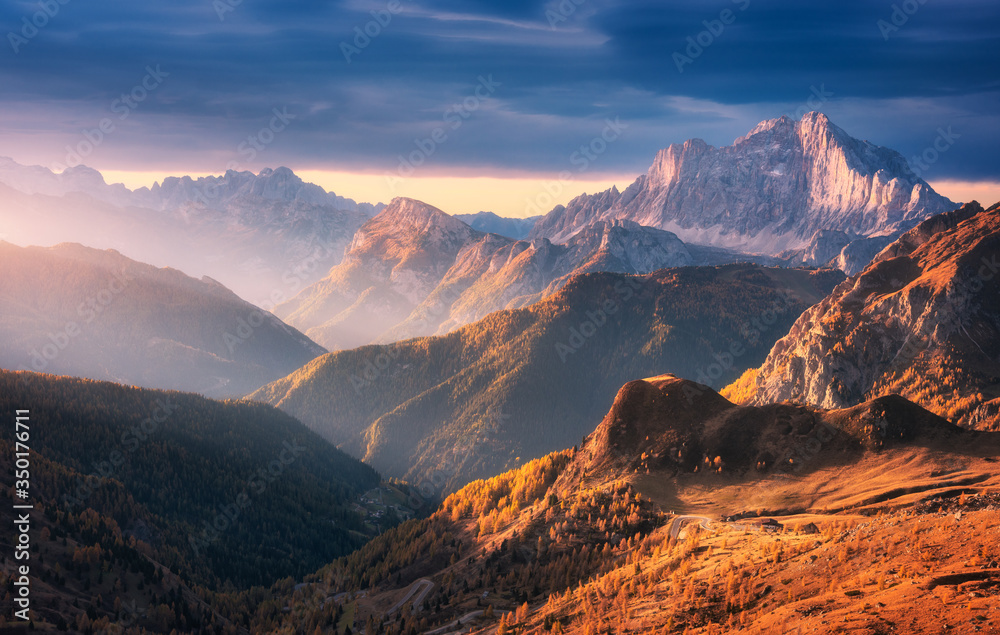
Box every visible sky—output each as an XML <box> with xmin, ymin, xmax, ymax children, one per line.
<box><xmin>1</xmin><ymin>0</ymin><xmax>998</xmax><ymax>216</ymax></box>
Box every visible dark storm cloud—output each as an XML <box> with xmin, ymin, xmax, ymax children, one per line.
<box><xmin>1</xmin><ymin>0</ymin><xmax>997</xmax><ymax>179</ymax></box>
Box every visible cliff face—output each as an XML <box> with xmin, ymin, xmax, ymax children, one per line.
<box><xmin>749</xmin><ymin>201</ymin><xmax>1000</xmax><ymax>430</ymax></box>
<box><xmin>531</xmin><ymin>113</ymin><xmax>955</xmax><ymax>257</ymax></box>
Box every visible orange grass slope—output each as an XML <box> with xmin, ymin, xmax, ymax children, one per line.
<box><xmin>268</xmin><ymin>375</ymin><xmax>1000</xmax><ymax>635</ymax></box>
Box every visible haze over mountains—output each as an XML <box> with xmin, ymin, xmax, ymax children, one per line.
<box><xmin>2</xmin><ymin>114</ymin><xmax>959</xmax><ymax>337</ymax></box>
<box><xmin>267</xmin><ymin>113</ymin><xmax>961</xmax><ymax>350</ymax></box>
<box><xmin>453</xmin><ymin>211</ymin><xmax>540</xmax><ymax>239</ymax></box>
<box><xmin>2</xmin><ymin>113</ymin><xmax>998</xmax><ymax>634</ymax></box>
<box><xmin>0</xmin><ymin>158</ymin><xmax>381</xmax><ymax>306</ymax></box>
<box><xmin>275</xmin><ymin>198</ymin><xmax>699</xmax><ymax>350</ymax></box>
<box><xmin>0</xmin><ymin>241</ymin><xmax>325</xmax><ymax>397</ymax></box>
<box><xmin>254</xmin><ymin>264</ymin><xmax>844</xmax><ymax>488</ymax></box>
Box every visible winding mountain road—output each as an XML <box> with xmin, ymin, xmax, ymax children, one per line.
<box><xmin>424</xmin><ymin>610</ymin><xmax>485</xmax><ymax>635</ymax></box>
<box><xmin>669</xmin><ymin>515</ymin><xmax>713</xmax><ymax>539</ymax></box>
<box><xmin>386</xmin><ymin>578</ymin><xmax>434</xmax><ymax>616</ymax></box>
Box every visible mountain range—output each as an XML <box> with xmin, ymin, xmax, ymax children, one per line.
<box><xmin>2</xmin><ymin>113</ymin><xmax>959</xmax><ymax>349</ymax></box>
<box><xmin>0</xmin><ymin>158</ymin><xmax>382</xmax><ymax>307</ymax></box>
<box><xmin>268</xmin><ymin>113</ymin><xmax>959</xmax><ymax>351</ymax></box>
<box><xmin>453</xmin><ymin>211</ymin><xmax>540</xmax><ymax>239</ymax></box>
<box><xmin>0</xmin><ymin>241</ymin><xmax>325</xmax><ymax>397</ymax></box>
<box><xmin>275</xmin><ymin>198</ymin><xmax>701</xmax><ymax>350</ymax></box>
<box><xmin>254</xmin><ymin>264</ymin><xmax>844</xmax><ymax>489</ymax></box>
<box><xmin>1</xmin><ymin>112</ymin><xmax>998</xmax><ymax>634</ymax></box>
<box><xmin>253</xmin><ymin>374</ymin><xmax>1000</xmax><ymax>634</ymax></box>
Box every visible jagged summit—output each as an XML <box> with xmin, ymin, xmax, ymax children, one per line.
<box><xmin>0</xmin><ymin>156</ymin><xmax>382</xmax><ymax>215</ymax></box>
<box><xmin>372</xmin><ymin>197</ymin><xmax>475</xmax><ymax>234</ymax></box>
<box><xmin>143</xmin><ymin>166</ymin><xmax>382</xmax><ymax>216</ymax></box>
<box><xmin>531</xmin><ymin>112</ymin><xmax>956</xmax><ymax>258</ymax></box>
<box><xmin>278</xmin><ymin>204</ymin><xmax>696</xmax><ymax>349</ymax></box>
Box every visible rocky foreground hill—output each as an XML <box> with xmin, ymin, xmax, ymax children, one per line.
<box><xmin>253</xmin><ymin>375</ymin><xmax>1000</xmax><ymax>634</ymax></box>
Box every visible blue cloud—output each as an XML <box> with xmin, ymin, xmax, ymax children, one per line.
<box><xmin>0</xmin><ymin>0</ymin><xmax>996</xmax><ymax>180</ymax></box>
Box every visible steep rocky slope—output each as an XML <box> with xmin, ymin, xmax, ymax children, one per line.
<box><xmin>732</xmin><ymin>201</ymin><xmax>1000</xmax><ymax>430</ymax></box>
<box><xmin>277</xmin><ymin>200</ymin><xmax>696</xmax><ymax>350</ymax></box>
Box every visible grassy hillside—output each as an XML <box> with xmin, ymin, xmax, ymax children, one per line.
<box><xmin>252</xmin><ymin>376</ymin><xmax>1000</xmax><ymax>635</ymax></box>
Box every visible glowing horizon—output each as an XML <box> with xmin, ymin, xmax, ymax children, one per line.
<box><xmin>97</xmin><ymin>168</ymin><xmax>634</xmax><ymax>218</ymax></box>
<box><xmin>95</xmin><ymin>167</ymin><xmax>1000</xmax><ymax>220</ymax></box>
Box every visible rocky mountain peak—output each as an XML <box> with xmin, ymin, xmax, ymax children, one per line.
<box><xmin>366</xmin><ymin>198</ymin><xmax>479</xmax><ymax>243</ymax></box>
<box><xmin>532</xmin><ymin>112</ymin><xmax>956</xmax><ymax>260</ymax></box>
